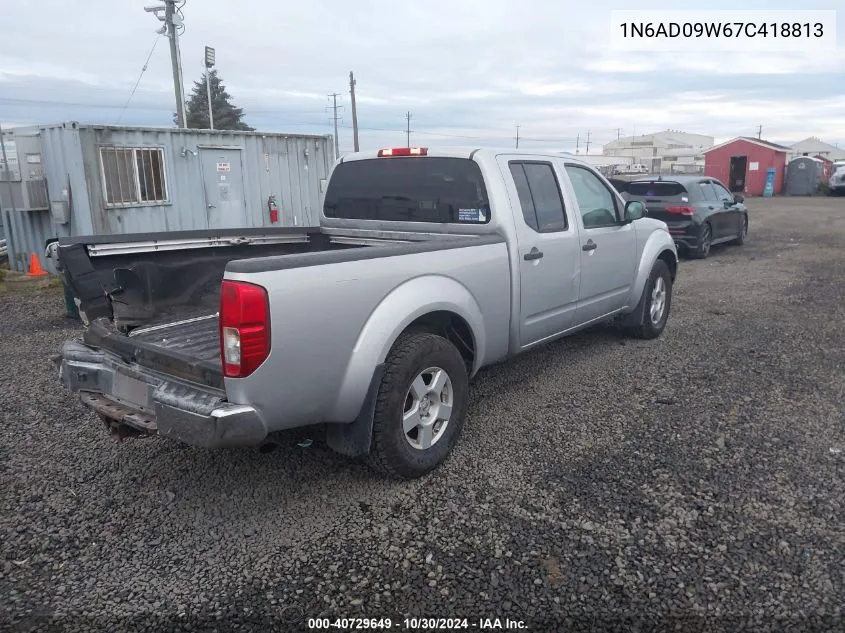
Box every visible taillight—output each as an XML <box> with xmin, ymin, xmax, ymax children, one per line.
<box><xmin>377</xmin><ymin>147</ymin><xmax>428</xmax><ymax>157</ymax></box>
<box><xmin>666</xmin><ymin>206</ymin><xmax>695</xmax><ymax>216</ymax></box>
<box><xmin>219</xmin><ymin>280</ymin><xmax>270</xmax><ymax>378</ymax></box>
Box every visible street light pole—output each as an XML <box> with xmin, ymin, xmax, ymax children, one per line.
<box><xmin>205</xmin><ymin>46</ymin><xmax>215</xmax><ymax>130</ymax></box>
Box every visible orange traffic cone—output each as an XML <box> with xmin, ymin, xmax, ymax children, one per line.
<box><xmin>28</xmin><ymin>252</ymin><xmax>48</xmax><ymax>277</ymax></box>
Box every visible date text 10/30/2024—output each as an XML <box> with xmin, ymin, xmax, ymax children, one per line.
<box><xmin>307</xmin><ymin>617</ymin><xmax>528</xmax><ymax>630</ymax></box>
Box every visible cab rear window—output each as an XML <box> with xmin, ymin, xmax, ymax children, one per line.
<box><xmin>626</xmin><ymin>182</ymin><xmax>688</xmax><ymax>198</ymax></box>
<box><xmin>324</xmin><ymin>157</ymin><xmax>490</xmax><ymax>224</ymax></box>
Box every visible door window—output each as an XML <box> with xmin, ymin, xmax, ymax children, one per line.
<box><xmin>698</xmin><ymin>181</ymin><xmax>719</xmax><ymax>202</ymax></box>
<box><xmin>711</xmin><ymin>181</ymin><xmax>734</xmax><ymax>202</ymax></box>
<box><xmin>508</xmin><ymin>162</ymin><xmax>568</xmax><ymax>232</ymax></box>
<box><xmin>564</xmin><ymin>165</ymin><xmax>619</xmax><ymax>228</ymax></box>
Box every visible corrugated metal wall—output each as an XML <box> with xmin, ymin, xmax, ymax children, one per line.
<box><xmin>1</xmin><ymin>209</ymin><xmax>59</xmax><ymax>274</ymax></box>
<box><xmin>73</xmin><ymin>125</ymin><xmax>333</xmax><ymax>235</ymax></box>
<box><xmin>3</xmin><ymin>122</ymin><xmax>334</xmax><ymax>273</ymax></box>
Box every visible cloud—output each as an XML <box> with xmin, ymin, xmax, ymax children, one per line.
<box><xmin>1</xmin><ymin>0</ymin><xmax>844</xmax><ymax>153</ymax></box>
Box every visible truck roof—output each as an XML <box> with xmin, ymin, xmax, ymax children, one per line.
<box><xmin>339</xmin><ymin>147</ymin><xmax>596</xmax><ymax>167</ymax></box>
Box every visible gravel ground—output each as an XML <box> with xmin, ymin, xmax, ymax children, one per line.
<box><xmin>2</xmin><ymin>197</ymin><xmax>844</xmax><ymax>633</ymax></box>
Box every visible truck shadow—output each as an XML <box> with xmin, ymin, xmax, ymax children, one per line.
<box><xmin>135</xmin><ymin>321</ymin><xmax>632</xmax><ymax>509</ymax></box>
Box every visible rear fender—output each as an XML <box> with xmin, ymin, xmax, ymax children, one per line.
<box><xmin>626</xmin><ymin>229</ymin><xmax>678</xmax><ymax>310</ymax></box>
<box><xmin>327</xmin><ymin>275</ymin><xmax>485</xmax><ymax>423</ymax></box>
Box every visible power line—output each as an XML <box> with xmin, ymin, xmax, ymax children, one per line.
<box><xmin>0</xmin><ymin>95</ymin><xmax>593</xmax><ymax>144</ymax></box>
<box><xmin>117</xmin><ymin>35</ymin><xmax>162</xmax><ymax>124</ymax></box>
<box><xmin>0</xmin><ymin>97</ymin><xmax>328</xmax><ymax>117</ymax></box>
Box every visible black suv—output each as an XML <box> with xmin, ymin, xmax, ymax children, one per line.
<box><xmin>622</xmin><ymin>176</ymin><xmax>748</xmax><ymax>259</ymax></box>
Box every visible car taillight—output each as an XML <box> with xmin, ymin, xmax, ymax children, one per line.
<box><xmin>666</xmin><ymin>206</ymin><xmax>695</xmax><ymax>216</ymax></box>
<box><xmin>377</xmin><ymin>147</ymin><xmax>428</xmax><ymax>157</ymax></box>
<box><xmin>219</xmin><ymin>280</ymin><xmax>270</xmax><ymax>378</ymax></box>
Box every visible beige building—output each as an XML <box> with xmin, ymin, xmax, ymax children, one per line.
<box><xmin>788</xmin><ymin>137</ymin><xmax>845</xmax><ymax>161</ymax></box>
<box><xmin>603</xmin><ymin>129</ymin><xmax>714</xmax><ymax>173</ymax></box>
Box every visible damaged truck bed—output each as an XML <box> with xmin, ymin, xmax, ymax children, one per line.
<box><xmin>57</xmin><ymin>225</ymin><xmax>440</xmax><ymax>443</ymax></box>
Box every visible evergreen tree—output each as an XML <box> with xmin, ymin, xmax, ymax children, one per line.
<box><xmin>177</xmin><ymin>70</ymin><xmax>254</xmax><ymax>131</ymax></box>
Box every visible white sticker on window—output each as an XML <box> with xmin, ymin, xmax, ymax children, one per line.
<box><xmin>458</xmin><ymin>208</ymin><xmax>486</xmax><ymax>222</ymax></box>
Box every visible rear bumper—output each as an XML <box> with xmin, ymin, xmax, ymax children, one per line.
<box><xmin>59</xmin><ymin>340</ymin><xmax>267</xmax><ymax>448</ymax></box>
<box><xmin>665</xmin><ymin>221</ymin><xmax>700</xmax><ymax>250</ymax></box>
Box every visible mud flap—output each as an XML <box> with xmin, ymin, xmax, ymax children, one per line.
<box><xmin>325</xmin><ymin>363</ymin><xmax>385</xmax><ymax>458</ymax></box>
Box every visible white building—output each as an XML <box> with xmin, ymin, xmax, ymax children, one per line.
<box><xmin>602</xmin><ymin>129</ymin><xmax>714</xmax><ymax>173</ymax></box>
<box><xmin>563</xmin><ymin>153</ymin><xmax>633</xmax><ymax>169</ymax></box>
<box><xmin>788</xmin><ymin>137</ymin><xmax>845</xmax><ymax>161</ymax></box>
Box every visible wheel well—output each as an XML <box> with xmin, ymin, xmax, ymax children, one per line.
<box><xmin>402</xmin><ymin>311</ymin><xmax>475</xmax><ymax>370</ymax></box>
<box><xmin>658</xmin><ymin>249</ymin><xmax>678</xmax><ymax>281</ymax></box>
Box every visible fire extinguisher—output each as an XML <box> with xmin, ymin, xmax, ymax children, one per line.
<box><xmin>268</xmin><ymin>195</ymin><xmax>279</xmax><ymax>224</ymax></box>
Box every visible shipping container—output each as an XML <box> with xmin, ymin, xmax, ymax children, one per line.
<box><xmin>2</xmin><ymin>121</ymin><xmax>334</xmax><ymax>273</ymax></box>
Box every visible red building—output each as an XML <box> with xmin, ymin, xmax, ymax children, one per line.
<box><xmin>704</xmin><ymin>137</ymin><xmax>789</xmax><ymax>196</ymax></box>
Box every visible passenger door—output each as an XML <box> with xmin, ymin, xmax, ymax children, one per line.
<box><xmin>498</xmin><ymin>157</ymin><xmax>581</xmax><ymax>348</ymax></box>
<box><xmin>711</xmin><ymin>179</ymin><xmax>741</xmax><ymax>237</ymax></box>
<box><xmin>696</xmin><ymin>180</ymin><xmax>726</xmax><ymax>236</ymax></box>
<box><xmin>562</xmin><ymin>164</ymin><xmax>637</xmax><ymax>325</ymax></box>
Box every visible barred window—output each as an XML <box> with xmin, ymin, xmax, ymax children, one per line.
<box><xmin>100</xmin><ymin>147</ymin><xmax>168</xmax><ymax>206</ymax></box>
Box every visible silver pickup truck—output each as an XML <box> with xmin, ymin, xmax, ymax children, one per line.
<box><xmin>57</xmin><ymin>147</ymin><xmax>678</xmax><ymax>479</ymax></box>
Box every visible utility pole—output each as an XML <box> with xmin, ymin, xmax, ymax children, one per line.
<box><xmin>515</xmin><ymin>124</ymin><xmax>520</xmax><ymax>149</ymax></box>
<box><xmin>204</xmin><ymin>46</ymin><xmax>215</xmax><ymax>130</ymax></box>
<box><xmin>405</xmin><ymin>111</ymin><xmax>412</xmax><ymax>146</ymax></box>
<box><xmin>585</xmin><ymin>131</ymin><xmax>591</xmax><ymax>155</ymax></box>
<box><xmin>349</xmin><ymin>71</ymin><xmax>359</xmax><ymax>153</ymax></box>
<box><xmin>0</xmin><ymin>123</ymin><xmax>16</xmax><ymax>212</ymax></box>
<box><xmin>328</xmin><ymin>93</ymin><xmax>342</xmax><ymax>159</ymax></box>
<box><xmin>615</xmin><ymin>128</ymin><xmax>623</xmax><ymax>141</ymax></box>
<box><xmin>757</xmin><ymin>124</ymin><xmax>762</xmax><ymax>139</ymax></box>
<box><xmin>576</xmin><ymin>133</ymin><xmax>580</xmax><ymax>155</ymax></box>
<box><xmin>146</xmin><ymin>1</ymin><xmax>187</xmax><ymax>128</ymax></box>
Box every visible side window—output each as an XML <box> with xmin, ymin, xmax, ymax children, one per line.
<box><xmin>509</xmin><ymin>163</ymin><xmax>539</xmax><ymax>231</ymax></box>
<box><xmin>711</xmin><ymin>181</ymin><xmax>734</xmax><ymax>201</ymax></box>
<box><xmin>564</xmin><ymin>165</ymin><xmax>619</xmax><ymax>229</ymax></box>
<box><xmin>698</xmin><ymin>181</ymin><xmax>719</xmax><ymax>202</ymax></box>
<box><xmin>508</xmin><ymin>162</ymin><xmax>567</xmax><ymax>232</ymax></box>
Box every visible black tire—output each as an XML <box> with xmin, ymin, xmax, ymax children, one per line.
<box><xmin>367</xmin><ymin>332</ymin><xmax>469</xmax><ymax>479</ymax></box>
<box><xmin>730</xmin><ymin>215</ymin><xmax>748</xmax><ymax>245</ymax></box>
<box><xmin>622</xmin><ymin>259</ymin><xmax>673</xmax><ymax>340</ymax></box>
<box><xmin>689</xmin><ymin>222</ymin><xmax>712</xmax><ymax>259</ymax></box>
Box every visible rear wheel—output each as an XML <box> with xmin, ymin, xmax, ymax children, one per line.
<box><xmin>731</xmin><ymin>215</ymin><xmax>748</xmax><ymax>245</ymax></box>
<box><xmin>622</xmin><ymin>259</ymin><xmax>673</xmax><ymax>340</ymax></box>
<box><xmin>367</xmin><ymin>332</ymin><xmax>469</xmax><ymax>479</ymax></box>
<box><xmin>689</xmin><ymin>222</ymin><xmax>712</xmax><ymax>259</ymax></box>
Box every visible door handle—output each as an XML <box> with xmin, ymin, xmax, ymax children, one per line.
<box><xmin>207</xmin><ymin>203</ymin><xmax>216</xmax><ymax>209</ymax></box>
<box><xmin>523</xmin><ymin>248</ymin><xmax>544</xmax><ymax>261</ymax></box>
<box><xmin>582</xmin><ymin>241</ymin><xmax>597</xmax><ymax>252</ymax></box>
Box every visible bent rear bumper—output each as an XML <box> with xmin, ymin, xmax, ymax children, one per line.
<box><xmin>59</xmin><ymin>340</ymin><xmax>267</xmax><ymax>448</ymax></box>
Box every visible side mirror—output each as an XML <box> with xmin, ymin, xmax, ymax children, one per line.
<box><xmin>734</xmin><ymin>193</ymin><xmax>744</xmax><ymax>203</ymax></box>
<box><xmin>624</xmin><ymin>200</ymin><xmax>646</xmax><ymax>222</ymax></box>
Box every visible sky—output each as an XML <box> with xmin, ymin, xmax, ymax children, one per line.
<box><xmin>1</xmin><ymin>0</ymin><xmax>844</xmax><ymax>154</ymax></box>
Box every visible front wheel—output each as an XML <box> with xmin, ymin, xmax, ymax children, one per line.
<box><xmin>367</xmin><ymin>332</ymin><xmax>469</xmax><ymax>479</ymax></box>
<box><xmin>731</xmin><ymin>215</ymin><xmax>748</xmax><ymax>245</ymax></box>
<box><xmin>622</xmin><ymin>259</ymin><xmax>673</xmax><ymax>340</ymax></box>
